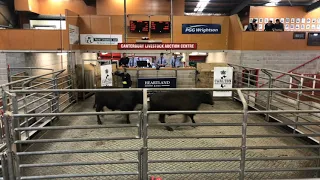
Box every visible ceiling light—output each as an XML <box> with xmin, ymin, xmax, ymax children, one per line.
<box><xmin>313</xmin><ymin>33</ymin><xmax>318</xmax><ymax>36</ymax></box>
<box><xmin>265</xmin><ymin>2</ymin><xmax>276</xmax><ymax>6</ymax></box>
<box><xmin>194</xmin><ymin>0</ymin><xmax>209</xmax><ymax>13</ymax></box>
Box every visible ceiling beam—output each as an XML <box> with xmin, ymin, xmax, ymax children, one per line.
<box><xmin>306</xmin><ymin>0</ymin><xmax>320</xmax><ymax>12</ymax></box>
<box><xmin>230</xmin><ymin>0</ymin><xmax>253</xmax><ymax>15</ymax></box>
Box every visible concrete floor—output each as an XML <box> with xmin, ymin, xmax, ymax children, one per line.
<box><xmin>19</xmin><ymin>96</ymin><xmax>319</xmax><ymax>180</ymax></box>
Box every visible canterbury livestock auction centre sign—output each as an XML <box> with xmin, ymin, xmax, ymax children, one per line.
<box><xmin>118</xmin><ymin>43</ymin><xmax>197</xmax><ymax>50</ymax></box>
<box><xmin>182</xmin><ymin>24</ymin><xmax>221</xmax><ymax>34</ymax></box>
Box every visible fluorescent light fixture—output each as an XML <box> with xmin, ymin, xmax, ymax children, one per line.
<box><xmin>194</xmin><ymin>0</ymin><xmax>209</xmax><ymax>13</ymax></box>
<box><xmin>313</xmin><ymin>33</ymin><xmax>318</xmax><ymax>36</ymax></box>
<box><xmin>57</xmin><ymin>52</ymin><xmax>68</xmax><ymax>56</ymax></box>
<box><xmin>100</xmin><ymin>53</ymin><xmax>109</xmax><ymax>55</ymax></box>
<box><xmin>265</xmin><ymin>2</ymin><xmax>276</xmax><ymax>6</ymax></box>
<box><xmin>265</xmin><ymin>0</ymin><xmax>280</xmax><ymax>6</ymax></box>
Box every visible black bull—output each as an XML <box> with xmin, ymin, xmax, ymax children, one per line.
<box><xmin>93</xmin><ymin>89</ymin><xmax>214</xmax><ymax>131</ymax></box>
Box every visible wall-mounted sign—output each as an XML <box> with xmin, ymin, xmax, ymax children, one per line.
<box><xmin>213</xmin><ymin>67</ymin><xmax>233</xmax><ymax>97</ymax></box>
<box><xmin>137</xmin><ymin>78</ymin><xmax>176</xmax><ymax>88</ymax></box>
<box><xmin>100</xmin><ymin>64</ymin><xmax>113</xmax><ymax>86</ymax></box>
<box><xmin>118</xmin><ymin>43</ymin><xmax>197</xmax><ymax>50</ymax></box>
<box><xmin>80</xmin><ymin>34</ymin><xmax>122</xmax><ymax>45</ymax></box>
<box><xmin>182</xmin><ymin>24</ymin><xmax>221</xmax><ymax>34</ymax></box>
<box><xmin>69</xmin><ymin>25</ymin><xmax>79</xmax><ymax>45</ymax></box>
<box><xmin>307</xmin><ymin>32</ymin><xmax>320</xmax><ymax>46</ymax></box>
<box><xmin>293</xmin><ymin>32</ymin><xmax>306</xmax><ymax>39</ymax></box>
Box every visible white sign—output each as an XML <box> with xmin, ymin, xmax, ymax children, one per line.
<box><xmin>69</xmin><ymin>25</ymin><xmax>79</xmax><ymax>45</ymax></box>
<box><xmin>80</xmin><ymin>34</ymin><xmax>122</xmax><ymax>45</ymax></box>
<box><xmin>213</xmin><ymin>67</ymin><xmax>233</xmax><ymax>97</ymax></box>
<box><xmin>100</xmin><ymin>64</ymin><xmax>113</xmax><ymax>87</ymax></box>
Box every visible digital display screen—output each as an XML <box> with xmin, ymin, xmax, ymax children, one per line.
<box><xmin>307</xmin><ymin>32</ymin><xmax>320</xmax><ymax>46</ymax></box>
<box><xmin>130</xmin><ymin>21</ymin><xmax>149</xmax><ymax>33</ymax></box>
<box><xmin>151</xmin><ymin>21</ymin><xmax>170</xmax><ymax>33</ymax></box>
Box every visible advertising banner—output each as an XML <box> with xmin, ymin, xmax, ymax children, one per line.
<box><xmin>100</xmin><ymin>64</ymin><xmax>113</xmax><ymax>86</ymax></box>
<box><xmin>213</xmin><ymin>67</ymin><xmax>233</xmax><ymax>97</ymax></box>
<box><xmin>182</xmin><ymin>24</ymin><xmax>221</xmax><ymax>34</ymax></box>
<box><xmin>118</xmin><ymin>43</ymin><xmax>197</xmax><ymax>50</ymax></box>
<box><xmin>137</xmin><ymin>78</ymin><xmax>177</xmax><ymax>88</ymax></box>
<box><xmin>80</xmin><ymin>34</ymin><xmax>122</xmax><ymax>45</ymax></box>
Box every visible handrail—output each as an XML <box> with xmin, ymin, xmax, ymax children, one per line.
<box><xmin>252</xmin><ymin>55</ymin><xmax>320</xmax><ymax>87</ymax></box>
<box><xmin>9</xmin><ymin>67</ymin><xmax>54</xmax><ymax>71</ymax></box>
<box><xmin>229</xmin><ymin>63</ymin><xmax>320</xmax><ymax>82</ymax></box>
<box><xmin>1</xmin><ymin>70</ymin><xmax>65</xmax><ymax>88</ymax></box>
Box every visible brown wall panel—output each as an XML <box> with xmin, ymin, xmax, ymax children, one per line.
<box><xmin>38</xmin><ymin>0</ymin><xmax>96</xmax><ymax>15</ymax></box>
<box><xmin>66</xmin><ymin>9</ymin><xmax>80</xmax><ymax>50</ymax></box>
<box><xmin>0</xmin><ymin>30</ymin><xmax>9</xmax><ymax>50</ymax></box>
<box><xmin>241</xmin><ymin>32</ymin><xmax>255</xmax><ymax>50</ymax></box>
<box><xmin>8</xmin><ymin>30</ymin><xmax>33</xmax><ymax>50</ymax></box>
<box><xmin>242</xmin><ymin>32</ymin><xmax>320</xmax><ymax>50</ymax></box>
<box><xmin>33</xmin><ymin>30</ymin><xmax>62</xmax><ymax>50</ymax></box>
<box><xmin>14</xmin><ymin>0</ymin><xmax>30</xmax><ymax>11</ymax></box>
<box><xmin>28</xmin><ymin>0</ymin><xmax>39</xmax><ymax>14</ymax></box>
<box><xmin>250</xmin><ymin>6</ymin><xmax>320</xmax><ymax>19</ymax></box>
<box><xmin>173</xmin><ymin>16</ymin><xmax>229</xmax><ymax>50</ymax></box>
<box><xmin>228</xmin><ymin>15</ymin><xmax>242</xmax><ymax>50</ymax></box>
<box><xmin>97</xmin><ymin>0</ymin><xmax>184</xmax><ymax>16</ymax></box>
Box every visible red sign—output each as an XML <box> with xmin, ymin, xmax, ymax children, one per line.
<box><xmin>118</xmin><ymin>43</ymin><xmax>197</xmax><ymax>50</ymax></box>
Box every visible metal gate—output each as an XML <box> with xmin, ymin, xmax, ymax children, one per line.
<box><xmin>1</xmin><ymin>64</ymin><xmax>320</xmax><ymax>180</ymax></box>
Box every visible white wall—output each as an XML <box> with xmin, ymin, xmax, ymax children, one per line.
<box><xmin>206</xmin><ymin>52</ymin><xmax>226</xmax><ymax>63</ymax></box>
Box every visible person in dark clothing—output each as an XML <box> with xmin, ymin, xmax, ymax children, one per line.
<box><xmin>264</xmin><ymin>20</ymin><xmax>274</xmax><ymax>31</ymax></box>
<box><xmin>114</xmin><ymin>68</ymin><xmax>132</xmax><ymax>88</ymax></box>
<box><xmin>246</xmin><ymin>19</ymin><xmax>257</xmax><ymax>31</ymax></box>
<box><xmin>119</xmin><ymin>53</ymin><xmax>130</xmax><ymax>67</ymax></box>
<box><xmin>274</xmin><ymin>19</ymin><xmax>284</xmax><ymax>32</ymax></box>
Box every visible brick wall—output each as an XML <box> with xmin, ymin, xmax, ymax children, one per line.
<box><xmin>226</xmin><ymin>50</ymin><xmax>320</xmax><ymax>87</ymax></box>
<box><xmin>0</xmin><ymin>53</ymin><xmax>8</xmax><ymax>85</ymax></box>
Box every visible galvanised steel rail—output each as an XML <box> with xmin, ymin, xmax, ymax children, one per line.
<box><xmin>3</xmin><ymin>88</ymin><xmax>320</xmax><ymax>180</ymax></box>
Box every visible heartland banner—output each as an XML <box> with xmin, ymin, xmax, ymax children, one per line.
<box><xmin>138</xmin><ymin>78</ymin><xmax>177</xmax><ymax>88</ymax></box>
<box><xmin>118</xmin><ymin>43</ymin><xmax>197</xmax><ymax>50</ymax></box>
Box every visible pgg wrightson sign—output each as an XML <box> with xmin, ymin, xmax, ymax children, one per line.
<box><xmin>182</xmin><ymin>24</ymin><xmax>221</xmax><ymax>34</ymax></box>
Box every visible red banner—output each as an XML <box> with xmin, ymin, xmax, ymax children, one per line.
<box><xmin>118</xmin><ymin>43</ymin><xmax>197</xmax><ymax>50</ymax></box>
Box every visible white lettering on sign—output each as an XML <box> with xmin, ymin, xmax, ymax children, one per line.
<box><xmin>118</xmin><ymin>43</ymin><xmax>197</xmax><ymax>50</ymax></box>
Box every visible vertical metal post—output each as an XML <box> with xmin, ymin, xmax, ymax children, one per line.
<box><xmin>246</xmin><ymin>70</ymin><xmax>251</xmax><ymax>101</ymax></box>
<box><xmin>11</xmin><ymin>94</ymin><xmax>20</xmax><ymax>153</ymax></box>
<box><xmin>3</xmin><ymin>114</ymin><xmax>16</xmax><ymax>180</ymax></box>
<box><xmin>294</xmin><ymin>76</ymin><xmax>302</xmax><ymax>134</ymax></box>
<box><xmin>170</xmin><ymin>0</ymin><xmax>173</xmax><ymax>43</ymax></box>
<box><xmin>2</xmin><ymin>88</ymin><xmax>7</xmax><ymax>112</ymax></box>
<box><xmin>124</xmin><ymin>0</ymin><xmax>127</xmax><ymax>43</ymax></box>
<box><xmin>237</xmin><ymin>89</ymin><xmax>248</xmax><ymax>180</ymax></box>
<box><xmin>261</xmin><ymin>69</ymin><xmax>273</xmax><ymax>122</ymax></box>
<box><xmin>53</xmin><ymin>76</ymin><xmax>60</xmax><ymax>120</ymax></box>
<box><xmin>141</xmin><ymin>89</ymin><xmax>148</xmax><ymax>180</ymax></box>
<box><xmin>82</xmin><ymin>58</ymin><xmax>85</xmax><ymax>100</ymax></box>
<box><xmin>1</xmin><ymin>153</ymin><xmax>9</xmax><ymax>180</ymax></box>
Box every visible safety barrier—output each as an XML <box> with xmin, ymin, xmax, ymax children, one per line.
<box><xmin>0</xmin><ymin>69</ymin><xmax>74</xmax><ymax>153</ymax></box>
<box><xmin>1</xmin><ymin>87</ymin><xmax>320</xmax><ymax>179</ymax></box>
<box><xmin>230</xmin><ymin>64</ymin><xmax>320</xmax><ymax>143</ymax></box>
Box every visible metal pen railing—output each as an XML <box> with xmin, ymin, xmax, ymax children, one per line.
<box><xmin>1</xmin><ymin>87</ymin><xmax>320</xmax><ymax>180</ymax></box>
